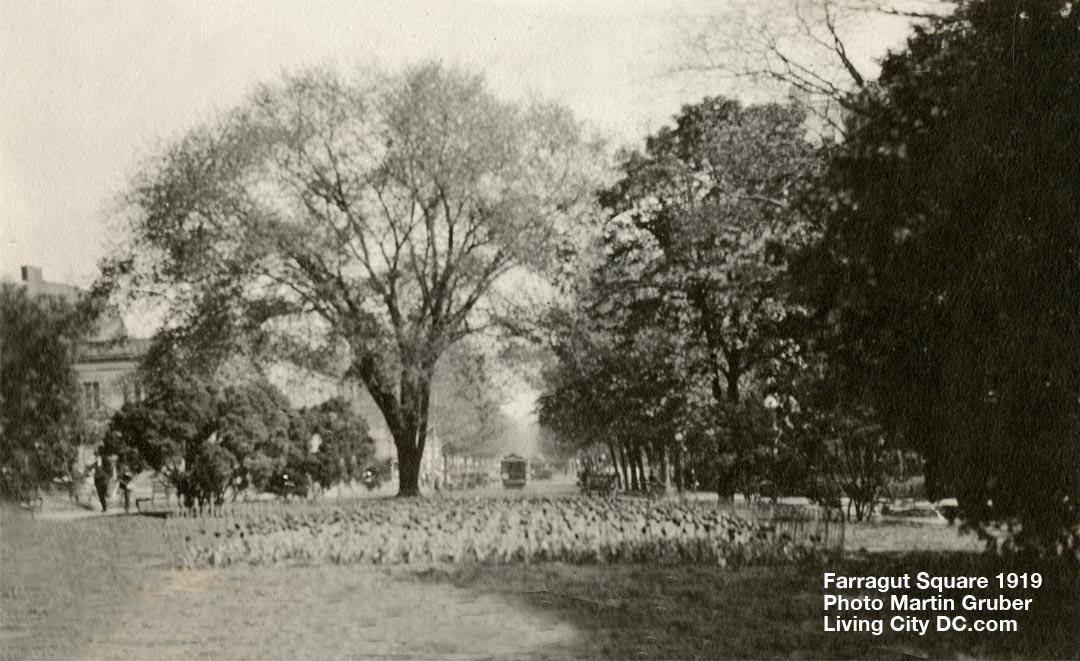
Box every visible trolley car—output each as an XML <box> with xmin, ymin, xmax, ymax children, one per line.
<box><xmin>500</xmin><ymin>454</ymin><xmax>528</xmax><ymax>489</ymax></box>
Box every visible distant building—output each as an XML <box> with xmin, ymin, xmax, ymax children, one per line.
<box><xmin>17</xmin><ymin>266</ymin><xmax>150</xmax><ymax>469</ymax></box>
<box><xmin>74</xmin><ymin>335</ymin><xmax>152</xmax><ymax>446</ymax></box>
<box><xmin>789</xmin><ymin>87</ymin><xmax>846</xmax><ymax>144</ymax></box>
<box><xmin>18</xmin><ymin>265</ymin><xmax>126</xmax><ymax>341</ymax></box>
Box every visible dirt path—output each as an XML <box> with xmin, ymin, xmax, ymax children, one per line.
<box><xmin>2</xmin><ymin>510</ymin><xmax>581</xmax><ymax>660</ymax></box>
<box><xmin>77</xmin><ymin>564</ymin><xmax>581</xmax><ymax>660</ymax></box>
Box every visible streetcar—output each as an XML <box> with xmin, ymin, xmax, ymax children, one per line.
<box><xmin>530</xmin><ymin>460</ymin><xmax>554</xmax><ymax>481</ymax></box>
<box><xmin>500</xmin><ymin>454</ymin><xmax>528</xmax><ymax>489</ymax></box>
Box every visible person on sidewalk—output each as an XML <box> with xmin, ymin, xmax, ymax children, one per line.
<box><xmin>93</xmin><ymin>457</ymin><xmax>112</xmax><ymax>512</ymax></box>
<box><xmin>118</xmin><ymin>469</ymin><xmax>133</xmax><ymax>513</ymax></box>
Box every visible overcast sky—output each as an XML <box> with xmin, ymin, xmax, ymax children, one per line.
<box><xmin>0</xmin><ymin>0</ymin><xmax>912</xmax><ymax>288</ymax></box>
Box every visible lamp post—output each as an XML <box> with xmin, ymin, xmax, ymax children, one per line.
<box><xmin>763</xmin><ymin>395</ymin><xmax>781</xmax><ymax>453</ymax></box>
<box><xmin>673</xmin><ymin>432</ymin><xmax>685</xmax><ymax>493</ymax></box>
<box><xmin>32</xmin><ymin>440</ymin><xmax>44</xmax><ymax>499</ymax></box>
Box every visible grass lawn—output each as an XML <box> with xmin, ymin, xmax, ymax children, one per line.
<box><xmin>416</xmin><ymin>555</ymin><xmax>1079</xmax><ymax>660</ymax></box>
<box><xmin>2</xmin><ymin>506</ymin><xmax>1077</xmax><ymax>660</ymax></box>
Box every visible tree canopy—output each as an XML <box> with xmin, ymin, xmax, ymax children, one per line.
<box><xmin>289</xmin><ymin>397</ymin><xmax>375</xmax><ymax>492</ymax></box>
<box><xmin>799</xmin><ymin>0</ymin><xmax>1080</xmax><ymax>549</ymax></box>
<box><xmin>0</xmin><ymin>284</ymin><xmax>85</xmax><ymax>498</ymax></box>
<box><xmin>539</xmin><ymin>97</ymin><xmax>824</xmax><ymax>494</ymax></box>
<box><xmin>599</xmin><ymin>98</ymin><xmax>822</xmax><ymax>404</ymax></box>
<box><xmin>105</xmin><ymin>63</ymin><xmax>604</xmax><ymax>495</ymax></box>
<box><xmin>107</xmin><ymin>348</ymin><xmax>374</xmax><ymax>504</ymax></box>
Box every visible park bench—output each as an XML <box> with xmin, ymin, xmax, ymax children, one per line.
<box><xmin>136</xmin><ymin>478</ymin><xmax>175</xmax><ymax>517</ymax></box>
<box><xmin>51</xmin><ymin>474</ymin><xmax>88</xmax><ymax>505</ymax></box>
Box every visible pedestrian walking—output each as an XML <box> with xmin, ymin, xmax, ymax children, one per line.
<box><xmin>93</xmin><ymin>457</ymin><xmax>112</xmax><ymax>512</ymax></box>
<box><xmin>118</xmin><ymin>469</ymin><xmax>133</xmax><ymax>513</ymax></box>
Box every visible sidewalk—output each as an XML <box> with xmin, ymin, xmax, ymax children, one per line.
<box><xmin>34</xmin><ymin>507</ymin><xmax>128</xmax><ymax>521</ymax></box>
<box><xmin>23</xmin><ymin>494</ymin><xmax>130</xmax><ymax>521</ymax></box>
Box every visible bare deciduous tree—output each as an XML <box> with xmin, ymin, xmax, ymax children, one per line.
<box><xmin>672</xmin><ymin>0</ymin><xmax>955</xmax><ymax>138</ymax></box>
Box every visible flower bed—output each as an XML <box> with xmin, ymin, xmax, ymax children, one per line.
<box><xmin>184</xmin><ymin>497</ymin><xmax>825</xmax><ymax>568</ymax></box>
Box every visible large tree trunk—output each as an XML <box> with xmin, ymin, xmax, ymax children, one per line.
<box><xmin>726</xmin><ymin>370</ymin><xmax>741</xmax><ymax>403</ymax></box>
<box><xmin>606</xmin><ymin>440</ymin><xmax>624</xmax><ymax>489</ymax></box>
<box><xmin>628</xmin><ymin>444</ymin><xmax>640</xmax><ymax>491</ymax></box>
<box><xmin>618</xmin><ymin>443</ymin><xmax>633</xmax><ymax>491</ymax></box>
<box><xmin>660</xmin><ymin>444</ymin><xmax>670</xmax><ymax>489</ymax></box>
<box><xmin>396</xmin><ymin>438</ymin><xmax>423</xmax><ymax>497</ymax></box>
<box><xmin>364</xmin><ymin>360</ymin><xmax>433</xmax><ymax>498</ymax></box>
<box><xmin>393</xmin><ymin>394</ymin><xmax>430</xmax><ymax>497</ymax></box>
<box><xmin>674</xmin><ymin>446</ymin><xmax>684</xmax><ymax>493</ymax></box>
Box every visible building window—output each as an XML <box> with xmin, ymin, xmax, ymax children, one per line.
<box><xmin>83</xmin><ymin>382</ymin><xmax>101</xmax><ymax>410</ymax></box>
<box><xmin>123</xmin><ymin>382</ymin><xmax>146</xmax><ymax>404</ymax></box>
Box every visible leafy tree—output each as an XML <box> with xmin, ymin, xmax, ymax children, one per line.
<box><xmin>538</xmin><ymin>240</ymin><xmax>703</xmax><ymax>492</ymax></box>
<box><xmin>292</xmin><ymin>397</ymin><xmax>375</xmax><ymax>492</ymax></box>
<box><xmin>538</xmin><ymin>327</ymin><xmax>656</xmax><ymax>491</ymax></box>
<box><xmin>106</xmin><ymin>371</ymin><xmax>218</xmax><ymax>506</ymax></box>
<box><xmin>428</xmin><ymin>343</ymin><xmax>513</xmax><ymax>460</ymax></box>
<box><xmin>541</xmin><ymin>99</ymin><xmax>822</xmax><ymax>495</ymax></box>
<box><xmin>105</xmin><ymin>370</ymin><xmax>216</xmax><ymax>475</ymax></box>
<box><xmin>800</xmin><ymin>0</ymin><xmax>1080</xmax><ymax>551</ymax></box>
<box><xmin>539</xmin><ymin>99</ymin><xmax>824</xmax><ymax>496</ymax></box>
<box><xmin>600</xmin><ymin>98</ymin><xmax>822</xmax><ymax>405</ymax></box>
<box><xmin>185</xmin><ymin>443</ymin><xmax>237</xmax><ymax>508</ymax></box>
<box><xmin>104</xmin><ymin>63</ymin><xmax>602</xmax><ymax>496</ymax></box>
<box><xmin>105</xmin><ymin>346</ymin><xmax>300</xmax><ymax>504</ymax></box>
<box><xmin>0</xmin><ymin>284</ymin><xmax>84</xmax><ymax>497</ymax></box>
<box><xmin>789</xmin><ymin>394</ymin><xmax>901</xmax><ymax>521</ymax></box>
<box><xmin>215</xmin><ymin>380</ymin><xmax>291</xmax><ymax>492</ymax></box>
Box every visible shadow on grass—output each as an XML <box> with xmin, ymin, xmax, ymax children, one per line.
<box><xmin>3</xmin><ymin>506</ymin><xmax>1077</xmax><ymax>661</ymax></box>
<box><xmin>406</xmin><ymin>554</ymin><xmax>1080</xmax><ymax>660</ymax></box>
<box><xmin>1</xmin><ymin>508</ymin><xmax>159</xmax><ymax>660</ymax></box>
<box><xmin>3</xmin><ymin>509</ymin><xmax>583</xmax><ymax>660</ymax></box>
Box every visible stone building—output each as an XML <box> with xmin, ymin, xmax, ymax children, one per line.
<box><xmin>73</xmin><ymin>336</ymin><xmax>152</xmax><ymax>455</ymax></box>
